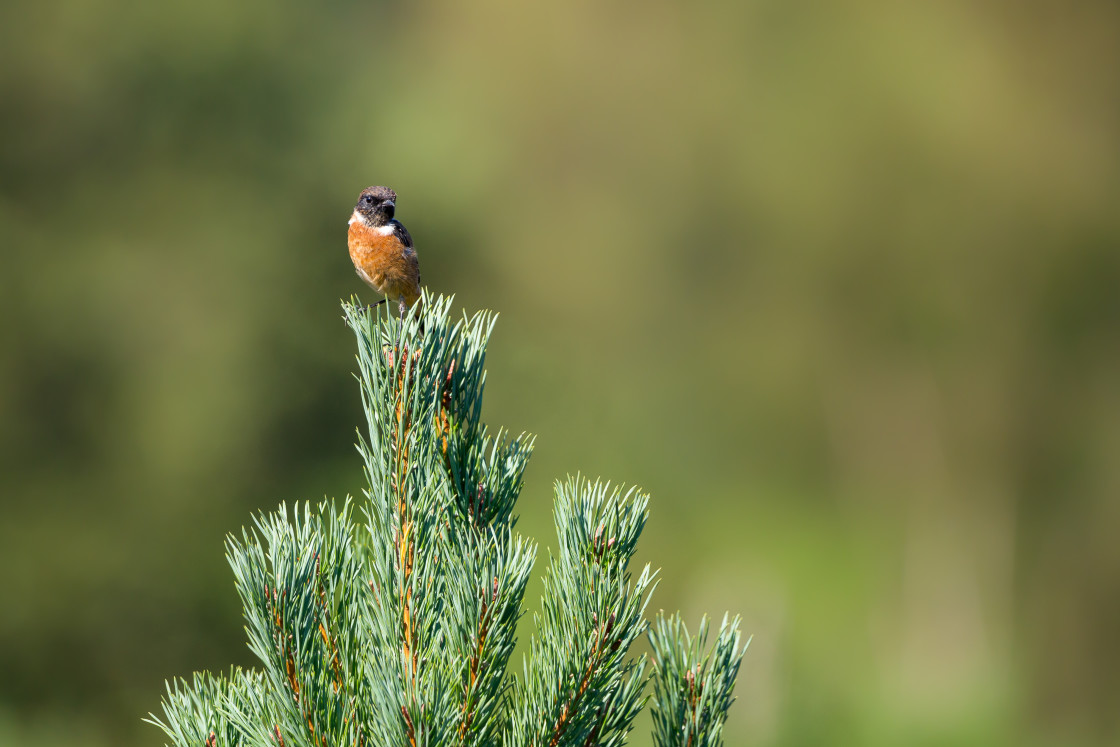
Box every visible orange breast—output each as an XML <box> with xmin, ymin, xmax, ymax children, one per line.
<box><xmin>348</xmin><ymin>222</ymin><xmax>421</xmax><ymax>306</ymax></box>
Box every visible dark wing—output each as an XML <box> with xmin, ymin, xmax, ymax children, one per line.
<box><xmin>391</xmin><ymin>220</ymin><xmax>420</xmax><ymax>287</ymax></box>
<box><xmin>390</xmin><ymin>220</ymin><xmax>413</xmax><ymax>249</ymax></box>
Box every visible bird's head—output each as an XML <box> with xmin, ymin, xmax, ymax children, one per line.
<box><xmin>354</xmin><ymin>185</ymin><xmax>397</xmax><ymax>226</ymax></box>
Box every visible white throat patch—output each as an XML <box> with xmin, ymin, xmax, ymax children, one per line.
<box><xmin>348</xmin><ymin>211</ymin><xmax>395</xmax><ymax>235</ymax></box>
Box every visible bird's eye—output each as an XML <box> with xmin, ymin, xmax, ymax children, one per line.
<box><xmin>363</xmin><ymin>195</ymin><xmax>375</xmax><ymax>204</ymax></box>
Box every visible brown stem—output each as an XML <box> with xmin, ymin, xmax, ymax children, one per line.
<box><xmin>458</xmin><ymin>575</ymin><xmax>499</xmax><ymax>743</ymax></box>
<box><xmin>546</xmin><ymin>614</ymin><xmax>618</xmax><ymax>747</ymax></box>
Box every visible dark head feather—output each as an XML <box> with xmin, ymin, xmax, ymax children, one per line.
<box><xmin>354</xmin><ymin>185</ymin><xmax>397</xmax><ymax>226</ymax></box>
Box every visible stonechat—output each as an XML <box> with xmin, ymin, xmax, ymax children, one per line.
<box><xmin>347</xmin><ymin>185</ymin><xmax>421</xmax><ymax>318</ymax></box>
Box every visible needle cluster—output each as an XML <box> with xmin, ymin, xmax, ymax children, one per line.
<box><xmin>148</xmin><ymin>295</ymin><xmax>747</xmax><ymax>747</ymax></box>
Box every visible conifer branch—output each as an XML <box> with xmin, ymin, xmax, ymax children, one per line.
<box><xmin>509</xmin><ymin>477</ymin><xmax>657</xmax><ymax>747</ymax></box>
<box><xmin>149</xmin><ymin>294</ymin><xmax>747</xmax><ymax>747</ymax></box>
<box><xmin>647</xmin><ymin>613</ymin><xmax>748</xmax><ymax>747</ymax></box>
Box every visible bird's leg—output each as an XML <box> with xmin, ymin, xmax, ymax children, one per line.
<box><xmin>396</xmin><ymin>298</ymin><xmax>407</xmax><ymax>357</ymax></box>
<box><xmin>364</xmin><ymin>298</ymin><xmax>387</xmax><ymax>312</ymax></box>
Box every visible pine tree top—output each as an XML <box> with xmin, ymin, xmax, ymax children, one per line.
<box><xmin>148</xmin><ymin>295</ymin><xmax>746</xmax><ymax>747</ymax></box>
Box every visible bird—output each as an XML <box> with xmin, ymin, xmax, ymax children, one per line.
<box><xmin>347</xmin><ymin>185</ymin><xmax>421</xmax><ymax>320</ymax></box>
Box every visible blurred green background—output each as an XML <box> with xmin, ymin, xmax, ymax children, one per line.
<box><xmin>2</xmin><ymin>0</ymin><xmax>1119</xmax><ymax>745</ymax></box>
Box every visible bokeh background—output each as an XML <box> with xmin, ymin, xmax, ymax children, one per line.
<box><xmin>3</xmin><ymin>1</ymin><xmax>1119</xmax><ymax>745</ymax></box>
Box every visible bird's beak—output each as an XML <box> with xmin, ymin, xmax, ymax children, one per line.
<box><xmin>384</xmin><ymin>200</ymin><xmax>394</xmax><ymax>209</ymax></box>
